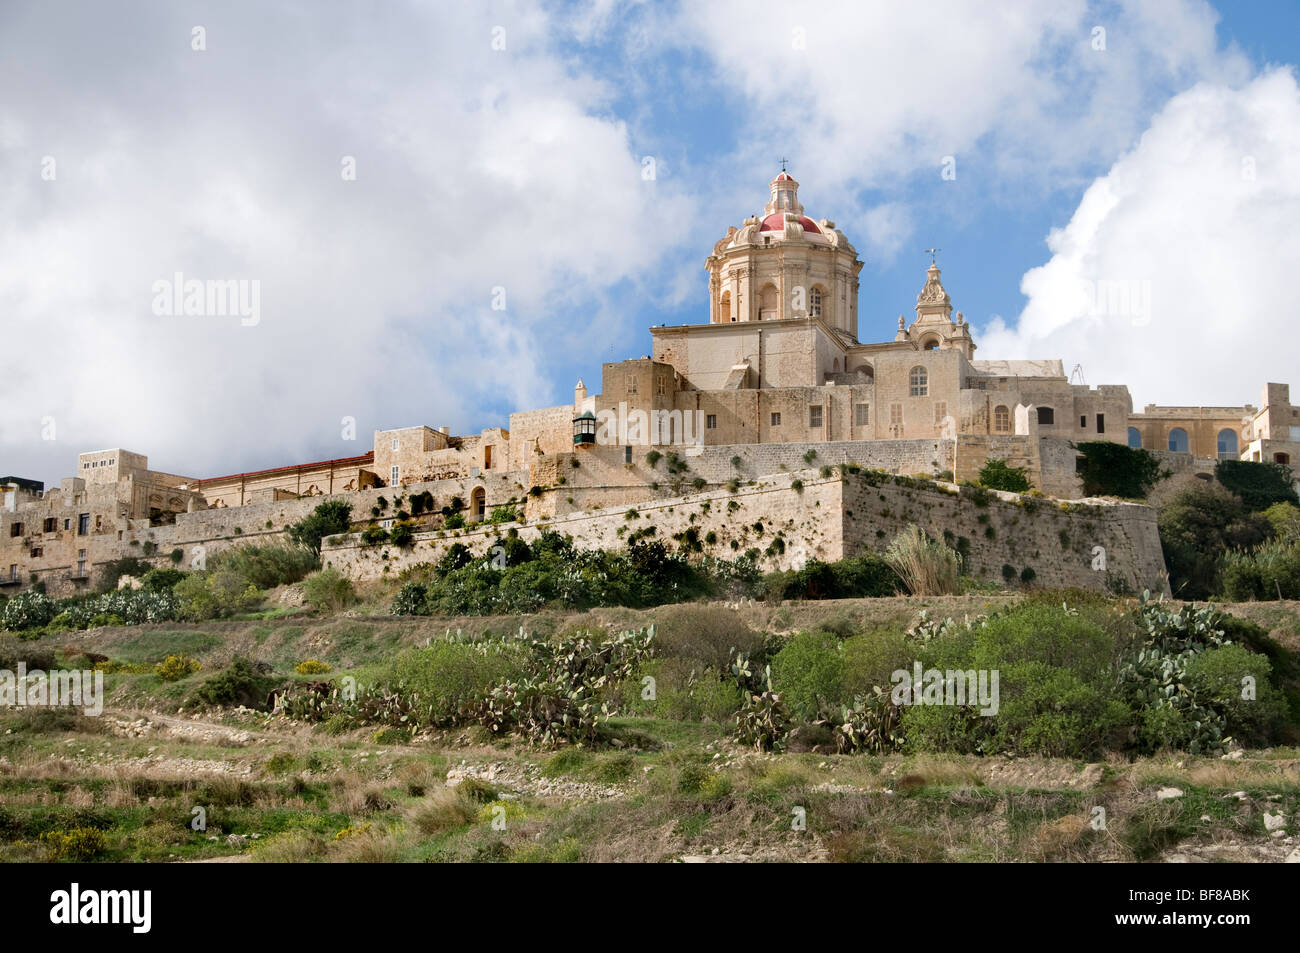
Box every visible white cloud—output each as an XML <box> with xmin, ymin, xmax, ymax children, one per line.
<box><xmin>673</xmin><ymin>0</ymin><xmax>1249</xmax><ymax>212</ymax></box>
<box><xmin>0</xmin><ymin>2</ymin><xmax>690</xmax><ymax>482</ymax></box>
<box><xmin>980</xmin><ymin>67</ymin><xmax>1300</xmax><ymax>408</ymax></box>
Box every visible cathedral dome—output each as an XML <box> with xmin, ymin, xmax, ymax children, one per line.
<box><xmin>760</xmin><ymin>213</ymin><xmax>821</xmax><ymax>234</ymax></box>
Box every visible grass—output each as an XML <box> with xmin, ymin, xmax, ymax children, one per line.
<box><xmin>2</xmin><ymin>592</ymin><xmax>1298</xmax><ymax>863</ymax></box>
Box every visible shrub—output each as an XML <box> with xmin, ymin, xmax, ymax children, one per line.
<box><xmin>978</xmin><ymin>458</ymin><xmax>1030</xmax><ymax>493</ymax></box>
<box><xmin>96</xmin><ymin>556</ymin><xmax>152</xmax><ymax>593</ymax></box>
<box><xmin>1215</xmin><ymin>459</ymin><xmax>1300</xmax><ymax>512</ymax></box>
<box><xmin>286</xmin><ymin>500</ymin><xmax>353</xmax><ymax>558</ymax></box>
<box><xmin>444</xmin><ymin>513</ymin><xmax>466</xmax><ymax>530</ymax></box>
<box><xmin>1</xmin><ymin>589</ymin><xmax>58</xmax><ymax>631</ymax></box>
<box><xmin>155</xmin><ymin>654</ymin><xmax>201</xmax><ymax>681</ymax></box>
<box><xmin>1076</xmin><ymin>442</ymin><xmax>1163</xmax><ymax>498</ymax></box>
<box><xmin>295</xmin><ymin>659</ymin><xmax>332</xmax><ymax>675</ymax></box>
<box><xmin>389</xmin><ymin>521</ymin><xmax>416</xmax><ymax>548</ymax></box>
<box><xmin>653</xmin><ymin>604</ymin><xmax>764</xmax><ymax>670</ymax></box>
<box><xmin>1185</xmin><ymin>644</ymin><xmax>1286</xmax><ymax>745</ymax></box>
<box><xmin>210</xmin><ymin>542</ymin><xmax>318</xmax><ymax>588</ymax></box>
<box><xmin>1263</xmin><ymin>501</ymin><xmax>1300</xmax><ymax>541</ymax></box>
<box><xmin>1158</xmin><ymin>482</ymin><xmax>1271</xmax><ymax>600</ymax></box>
<box><xmin>190</xmin><ymin>656</ymin><xmax>279</xmax><ymax>709</ymax></box>
<box><xmin>770</xmin><ymin>631</ymin><xmax>845</xmax><ymax>721</ymax></box>
<box><xmin>391</xmin><ymin>581</ymin><xmax>429</xmax><ymax>616</ymax></box>
<box><xmin>141</xmin><ymin>567</ymin><xmax>185</xmax><ymax>591</ymax></box>
<box><xmin>360</xmin><ymin>526</ymin><xmax>390</xmax><ymax>547</ymax></box>
<box><xmin>302</xmin><ymin>567</ymin><xmax>357</xmax><ymax>613</ymax></box>
<box><xmin>41</xmin><ymin>827</ymin><xmax>108</xmax><ymax>861</ymax></box>
<box><xmin>384</xmin><ymin>641</ymin><xmax>530</xmax><ymax>726</ymax></box>
<box><xmin>841</xmin><ymin>628</ymin><xmax>912</xmax><ymax>697</ymax></box>
<box><xmin>1221</xmin><ymin>538</ymin><xmax>1300</xmax><ymax>601</ymax></box>
<box><xmin>883</xmin><ymin>525</ymin><xmax>961</xmax><ymax>596</ymax></box>
<box><xmin>173</xmin><ymin>569</ymin><xmax>261</xmax><ymax>621</ymax></box>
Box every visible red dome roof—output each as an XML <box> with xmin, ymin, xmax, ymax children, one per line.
<box><xmin>760</xmin><ymin>213</ymin><xmax>821</xmax><ymax>234</ymax></box>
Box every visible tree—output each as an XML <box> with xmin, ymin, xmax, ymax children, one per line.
<box><xmin>286</xmin><ymin>499</ymin><xmax>352</xmax><ymax>558</ymax></box>
<box><xmin>1158</xmin><ymin>482</ymin><xmax>1271</xmax><ymax>599</ymax></box>
<box><xmin>1076</xmin><ymin>442</ymin><xmax>1163</xmax><ymax>498</ymax></box>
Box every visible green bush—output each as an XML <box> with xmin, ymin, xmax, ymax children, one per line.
<box><xmin>1221</xmin><ymin>538</ymin><xmax>1300</xmax><ymax>601</ymax></box>
<box><xmin>1</xmin><ymin>589</ymin><xmax>58</xmax><ymax>631</ymax></box>
<box><xmin>1215</xmin><ymin>459</ymin><xmax>1299</xmax><ymax>512</ymax></box>
<box><xmin>841</xmin><ymin>628</ymin><xmax>912</xmax><ymax>697</ymax></box>
<box><xmin>1184</xmin><ymin>644</ymin><xmax>1286</xmax><ymax>745</ymax></box>
<box><xmin>302</xmin><ymin>567</ymin><xmax>357</xmax><ymax>612</ymax></box>
<box><xmin>1076</xmin><ymin>442</ymin><xmax>1163</xmax><ymax>498</ymax></box>
<box><xmin>190</xmin><ymin>656</ymin><xmax>279</xmax><ymax>709</ymax></box>
<box><xmin>173</xmin><ymin>569</ymin><xmax>261</xmax><ymax>621</ymax></box>
<box><xmin>978</xmin><ymin>458</ymin><xmax>1030</xmax><ymax>493</ymax></box>
<box><xmin>286</xmin><ymin>500</ymin><xmax>352</xmax><ymax>558</ymax></box>
<box><xmin>770</xmin><ymin>631</ymin><xmax>845</xmax><ymax>721</ymax></box>
<box><xmin>141</xmin><ymin>567</ymin><xmax>185</xmax><ymax>591</ymax></box>
<box><xmin>624</xmin><ymin>658</ymin><xmax>741</xmax><ymax>723</ymax></box>
<box><xmin>384</xmin><ymin>641</ymin><xmax>529</xmax><ymax>726</ymax></box>
<box><xmin>1158</xmin><ymin>482</ymin><xmax>1271</xmax><ymax>600</ymax></box>
<box><xmin>210</xmin><ymin>542</ymin><xmax>319</xmax><ymax>588</ymax></box>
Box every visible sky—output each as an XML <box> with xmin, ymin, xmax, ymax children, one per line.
<box><xmin>3</xmin><ymin>0</ymin><xmax>1300</xmax><ymax>485</ymax></box>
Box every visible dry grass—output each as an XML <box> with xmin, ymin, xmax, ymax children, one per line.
<box><xmin>883</xmin><ymin>525</ymin><xmax>962</xmax><ymax>596</ymax></box>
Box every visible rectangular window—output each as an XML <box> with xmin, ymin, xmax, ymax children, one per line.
<box><xmin>391</xmin><ymin>437</ymin><xmax>399</xmax><ymax>451</ymax></box>
<box><xmin>624</xmin><ymin>445</ymin><xmax>632</xmax><ymax>464</ymax></box>
<box><xmin>390</xmin><ymin>465</ymin><xmax>400</xmax><ymax>486</ymax></box>
<box><xmin>43</xmin><ymin>518</ymin><xmax>57</xmax><ymax>533</ymax></box>
<box><xmin>934</xmin><ymin>402</ymin><xmax>947</xmax><ymax>425</ymax></box>
<box><xmin>77</xmin><ymin>549</ymin><xmax>87</xmax><ymax>576</ymax></box>
<box><xmin>809</xmin><ymin>406</ymin><xmax>823</xmax><ymax>428</ymax></box>
<box><xmin>10</xmin><ymin>522</ymin><xmax>23</xmax><ymax>537</ymax></box>
<box><xmin>706</xmin><ymin>414</ymin><xmax>717</xmax><ymax>429</ymax></box>
<box><xmin>78</xmin><ymin>514</ymin><xmax>89</xmax><ymax>535</ymax></box>
<box><xmin>63</xmin><ymin>519</ymin><xmax>70</xmax><ymax>531</ymax></box>
<box><xmin>771</xmin><ymin>412</ymin><xmax>781</xmax><ymax>427</ymax></box>
<box><xmin>626</xmin><ymin>376</ymin><xmax>637</xmax><ymax>394</ymax></box>
<box><xmin>1096</xmin><ymin>413</ymin><xmax>1105</xmax><ymax>434</ymax></box>
<box><xmin>30</xmin><ymin>547</ymin><xmax>42</xmax><ymax>558</ymax></box>
<box><xmin>890</xmin><ymin>404</ymin><xmax>903</xmax><ymax>426</ymax></box>
<box><xmin>1080</xmin><ymin>415</ymin><xmax>1087</xmax><ymax>428</ymax></box>
<box><xmin>8</xmin><ymin>565</ymin><xmax>16</xmax><ymax>582</ymax></box>
<box><xmin>855</xmin><ymin>403</ymin><xmax>870</xmax><ymax>426</ymax></box>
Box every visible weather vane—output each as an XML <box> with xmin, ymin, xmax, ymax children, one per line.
<box><xmin>924</xmin><ymin>247</ymin><xmax>941</xmax><ymax>264</ymax></box>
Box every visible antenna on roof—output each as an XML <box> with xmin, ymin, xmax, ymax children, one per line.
<box><xmin>1070</xmin><ymin>363</ymin><xmax>1087</xmax><ymax>385</ymax></box>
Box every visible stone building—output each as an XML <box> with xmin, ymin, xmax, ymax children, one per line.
<box><xmin>1</xmin><ymin>168</ymin><xmax>1294</xmax><ymax>596</ymax></box>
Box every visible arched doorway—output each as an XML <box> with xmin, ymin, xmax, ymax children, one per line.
<box><xmin>1128</xmin><ymin>427</ymin><xmax>1142</xmax><ymax>449</ymax></box>
<box><xmin>470</xmin><ymin>486</ymin><xmax>486</xmax><ymax>522</ymax></box>
<box><xmin>1216</xmin><ymin>428</ymin><xmax>1238</xmax><ymax>459</ymax></box>
<box><xmin>1168</xmin><ymin>428</ymin><xmax>1189</xmax><ymax>453</ymax></box>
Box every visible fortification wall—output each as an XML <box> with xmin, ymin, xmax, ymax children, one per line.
<box><xmin>323</xmin><ymin>468</ymin><xmax>1170</xmax><ymax>596</ymax></box>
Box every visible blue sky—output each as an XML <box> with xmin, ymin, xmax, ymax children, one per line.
<box><xmin>4</xmin><ymin>1</ymin><xmax>1300</xmax><ymax>483</ymax></box>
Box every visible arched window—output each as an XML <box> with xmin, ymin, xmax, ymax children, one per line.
<box><xmin>1216</xmin><ymin>428</ymin><xmax>1238</xmax><ymax>459</ymax></box>
<box><xmin>1168</xmin><ymin>428</ymin><xmax>1189</xmax><ymax>453</ymax></box>
<box><xmin>1037</xmin><ymin>407</ymin><xmax>1055</xmax><ymax>426</ymax></box>
<box><xmin>809</xmin><ymin>286</ymin><xmax>823</xmax><ymax>318</ymax></box>
<box><xmin>993</xmin><ymin>405</ymin><xmax>1010</xmax><ymax>433</ymax></box>
<box><xmin>719</xmin><ymin>291</ymin><xmax>732</xmax><ymax>323</ymax></box>
<box><xmin>909</xmin><ymin>365</ymin><xmax>928</xmax><ymax>397</ymax></box>
<box><xmin>1128</xmin><ymin>427</ymin><xmax>1142</xmax><ymax>449</ymax></box>
<box><xmin>470</xmin><ymin>487</ymin><xmax>486</xmax><ymax>522</ymax></box>
<box><xmin>758</xmin><ymin>284</ymin><xmax>778</xmax><ymax>321</ymax></box>
<box><xmin>920</xmin><ymin>335</ymin><xmax>940</xmax><ymax>350</ymax></box>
